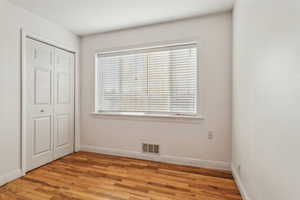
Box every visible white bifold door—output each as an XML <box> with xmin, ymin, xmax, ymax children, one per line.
<box><xmin>25</xmin><ymin>38</ymin><xmax>75</xmax><ymax>172</ymax></box>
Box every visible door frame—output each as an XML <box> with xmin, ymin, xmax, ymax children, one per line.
<box><xmin>21</xmin><ymin>29</ymin><xmax>80</xmax><ymax>175</ymax></box>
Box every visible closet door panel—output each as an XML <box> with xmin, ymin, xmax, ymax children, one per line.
<box><xmin>53</xmin><ymin>48</ymin><xmax>75</xmax><ymax>160</ymax></box>
<box><xmin>26</xmin><ymin>38</ymin><xmax>54</xmax><ymax>172</ymax></box>
<box><xmin>33</xmin><ymin>116</ymin><xmax>52</xmax><ymax>155</ymax></box>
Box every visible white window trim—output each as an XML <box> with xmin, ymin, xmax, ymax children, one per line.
<box><xmin>92</xmin><ymin>41</ymin><xmax>204</xmax><ymax>120</ymax></box>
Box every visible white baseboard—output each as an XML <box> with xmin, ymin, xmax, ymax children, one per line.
<box><xmin>81</xmin><ymin>145</ymin><xmax>231</xmax><ymax>171</ymax></box>
<box><xmin>231</xmin><ymin>164</ymin><xmax>251</xmax><ymax>200</ymax></box>
<box><xmin>0</xmin><ymin>169</ymin><xmax>22</xmax><ymax>186</ymax></box>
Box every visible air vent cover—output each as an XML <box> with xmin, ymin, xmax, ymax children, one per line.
<box><xmin>142</xmin><ymin>143</ymin><xmax>159</xmax><ymax>154</ymax></box>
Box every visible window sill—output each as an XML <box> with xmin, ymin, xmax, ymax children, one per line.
<box><xmin>91</xmin><ymin>112</ymin><xmax>204</xmax><ymax>120</ymax></box>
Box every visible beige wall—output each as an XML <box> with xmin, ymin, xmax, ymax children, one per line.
<box><xmin>233</xmin><ymin>0</ymin><xmax>300</xmax><ymax>199</ymax></box>
<box><xmin>0</xmin><ymin>0</ymin><xmax>79</xmax><ymax>185</ymax></box>
<box><xmin>80</xmin><ymin>12</ymin><xmax>233</xmax><ymax>169</ymax></box>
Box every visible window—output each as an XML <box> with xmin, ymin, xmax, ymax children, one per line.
<box><xmin>95</xmin><ymin>43</ymin><xmax>199</xmax><ymax>118</ymax></box>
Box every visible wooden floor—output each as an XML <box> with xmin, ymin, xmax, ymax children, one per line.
<box><xmin>0</xmin><ymin>152</ymin><xmax>242</xmax><ymax>200</ymax></box>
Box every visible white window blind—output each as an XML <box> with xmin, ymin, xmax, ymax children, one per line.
<box><xmin>95</xmin><ymin>43</ymin><xmax>198</xmax><ymax>117</ymax></box>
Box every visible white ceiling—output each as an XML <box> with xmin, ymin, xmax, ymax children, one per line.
<box><xmin>9</xmin><ymin>0</ymin><xmax>234</xmax><ymax>36</ymax></box>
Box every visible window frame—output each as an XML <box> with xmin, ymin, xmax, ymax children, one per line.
<box><xmin>93</xmin><ymin>42</ymin><xmax>203</xmax><ymax>119</ymax></box>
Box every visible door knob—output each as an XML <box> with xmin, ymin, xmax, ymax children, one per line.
<box><xmin>40</xmin><ymin>109</ymin><xmax>45</xmax><ymax>113</ymax></box>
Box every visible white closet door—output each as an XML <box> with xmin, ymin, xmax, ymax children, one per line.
<box><xmin>25</xmin><ymin>38</ymin><xmax>74</xmax><ymax>172</ymax></box>
<box><xmin>26</xmin><ymin>38</ymin><xmax>55</xmax><ymax>171</ymax></box>
<box><xmin>53</xmin><ymin>48</ymin><xmax>75</xmax><ymax>160</ymax></box>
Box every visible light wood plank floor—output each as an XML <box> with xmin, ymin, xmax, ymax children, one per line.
<box><xmin>0</xmin><ymin>152</ymin><xmax>242</xmax><ymax>200</ymax></box>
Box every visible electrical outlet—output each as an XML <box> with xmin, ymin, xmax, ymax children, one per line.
<box><xmin>238</xmin><ymin>165</ymin><xmax>241</xmax><ymax>176</ymax></box>
<box><xmin>208</xmin><ymin>131</ymin><xmax>214</xmax><ymax>140</ymax></box>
